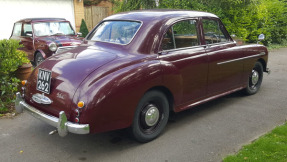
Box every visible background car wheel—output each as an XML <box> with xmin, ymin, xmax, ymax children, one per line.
<box><xmin>244</xmin><ymin>61</ymin><xmax>263</xmax><ymax>95</ymax></box>
<box><xmin>131</xmin><ymin>90</ymin><xmax>169</xmax><ymax>143</ymax></box>
<box><xmin>35</xmin><ymin>52</ymin><xmax>44</xmax><ymax>66</ymax></box>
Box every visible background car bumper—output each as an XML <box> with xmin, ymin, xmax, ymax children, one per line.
<box><xmin>15</xmin><ymin>92</ymin><xmax>90</xmax><ymax>137</ymax></box>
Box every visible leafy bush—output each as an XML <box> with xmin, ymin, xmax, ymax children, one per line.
<box><xmin>84</xmin><ymin>0</ymin><xmax>101</xmax><ymax>6</ymax></box>
<box><xmin>0</xmin><ymin>39</ymin><xmax>29</xmax><ymax>113</ymax></box>
<box><xmin>113</xmin><ymin>0</ymin><xmax>287</xmax><ymax>46</ymax></box>
<box><xmin>79</xmin><ymin>19</ymin><xmax>89</xmax><ymax>38</ymax></box>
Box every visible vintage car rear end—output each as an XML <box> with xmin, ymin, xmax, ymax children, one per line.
<box><xmin>15</xmin><ymin>45</ymin><xmax>120</xmax><ymax>136</ymax></box>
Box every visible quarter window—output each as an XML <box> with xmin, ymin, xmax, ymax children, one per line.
<box><xmin>12</xmin><ymin>23</ymin><xmax>22</xmax><ymax>36</ymax></box>
<box><xmin>202</xmin><ymin>19</ymin><xmax>229</xmax><ymax>44</ymax></box>
<box><xmin>162</xmin><ymin>20</ymin><xmax>199</xmax><ymax>50</ymax></box>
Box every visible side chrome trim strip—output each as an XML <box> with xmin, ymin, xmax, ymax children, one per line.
<box><xmin>217</xmin><ymin>52</ymin><xmax>265</xmax><ymax>65</ymax></box>
<box><xmin>179</xmin><ymin>86</ymin><xmax>245</xmax><ymax>111</ymax></box>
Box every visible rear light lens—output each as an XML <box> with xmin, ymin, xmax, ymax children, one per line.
<box><xmin>21</xmin><ymin>80</ymin><xmax>27</xmax><ymax>86</ymax></box>
<box><xmin>75</xmin><ymin>117</ymin><xmax>80</xmax><ymax>123</ymax></box>
<box><xmin>77</xmin><ymin>101</ymin><xmax>85</xmax><ymax>108</ymax></box>
<box><xmin>75</xmin><ymin>101</ymin><xmax>85</xmax><ymax>123</ymax></box>
<box><xmin>74</xmin><ymin>109</ymin><xmax>80</xmax><ymax>116</ymax></box>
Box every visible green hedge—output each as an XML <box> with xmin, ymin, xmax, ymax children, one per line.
<box><xmin>0</xmin><ymin>39</ymin><xmax>29</xmax><ymax>113</ymax></box>
<box><xmin>113</xmin><ymin>0</ymin><xmax>287</xmax><ymax>46</ymax></box>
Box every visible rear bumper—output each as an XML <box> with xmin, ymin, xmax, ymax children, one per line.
<box><xmin>15</xmin><ymin>92</ymin><xmax>90</xmax><ymax>137</ymax></box>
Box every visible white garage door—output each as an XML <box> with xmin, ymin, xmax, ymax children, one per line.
<box><xmin>0</xmin><ymin>0</ymin><xmax>75</xmax><ymax>40</ymax></box>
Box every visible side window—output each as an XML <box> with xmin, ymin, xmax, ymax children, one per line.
<box><xmin>22</xmin><ymin>23</ymin><xmax>32</xmax><ymax>36</ymax></box>
<box><xmin>161</xmin><ymin>20</ymin><xmax>199</xmax><ymax>50</ymax></box>
<box><xmin>12</xmin><ymin>23</ymin><xmax>22</xmax><ymax>36</ymax></box>
<box><xmin>161</xmin><ymin>28</ymin><xmax>175</xmax><ymax>50</ymax></box>
<box><xmin>202</xmin><ymin>19</ymin><xmax>228</xmax><ymax>44</ymax></box>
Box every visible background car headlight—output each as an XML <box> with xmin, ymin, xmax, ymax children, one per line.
<box><xmin>49</xmin><ymin>42</ymin><xmax>57</xmax><ymax>51</ymax></box>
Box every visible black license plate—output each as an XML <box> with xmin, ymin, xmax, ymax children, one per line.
<box><xmin>36</xmin><ymin>68</ymin><xmax>52</xmax><ymax>94</ymax></box>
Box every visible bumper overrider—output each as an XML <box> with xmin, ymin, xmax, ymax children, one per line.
<box><xmin>15</xmin><ymin>92</ymin><xmax>90</xmax><ymax>137</ymax></box>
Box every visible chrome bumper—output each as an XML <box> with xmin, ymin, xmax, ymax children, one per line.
<box><xmin>15</xmin><ymin>92</ymin><xmax>90</xmax><ymax>137</ymax></box>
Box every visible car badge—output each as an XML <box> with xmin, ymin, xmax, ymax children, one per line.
<box><xmin>32</xmin><ymin>93</ymin><xmax>53</xmax><ymax>104</ymax></box>
<box><xmin>57</xmin><ymin>92</ymin><xmax>65</xmax><ymax>100</ymax></box>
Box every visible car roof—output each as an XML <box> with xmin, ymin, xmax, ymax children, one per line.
<box><xmin>89</xmin><ymin>10</ymin><xmax>220</xmax><ymax>55</ymax></box>
<box><xmin>16</xmin><ymin>18</ymin><xmax>67</xmax><ymax>23</ymax></box>
<box><xmin>104</xmin><ymin>9</ymin><xmax>218</xmax><ymax>23</ymax></box>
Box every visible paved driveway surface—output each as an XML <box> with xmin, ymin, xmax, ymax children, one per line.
<box><xmin>1</xmin><ymin>48</ymin><xmax>287</xmax><ymax>162</ymax></box>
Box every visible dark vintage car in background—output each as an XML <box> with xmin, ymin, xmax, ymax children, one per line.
<box><xmin>15</xmin><ymin>10</ymin><xmax>270</xmax><ymax>142</ymax></box>
<box><xmin>10</xmin><ymin>18</ymin><xmax>83</xmax><ymax>66</ymax></box>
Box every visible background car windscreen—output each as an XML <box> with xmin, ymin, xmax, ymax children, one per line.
<box><xmin>88</xmin><ymin>21</ymin><xmax>141</xmax><ymax>45</ymax></box>
<box><xmin>33</xmin><ymin>22</ymin><xmax>75</xmax><ymax>36</ymax></box>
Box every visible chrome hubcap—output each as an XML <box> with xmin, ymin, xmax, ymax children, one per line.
<box><xmin>251</xmin><ymin>70</ymin><xmax>259</xmax><ymax>85</ymax></box>
<box><xmin>36</xmin><ymin>55</ymin><xmax>44</xmax><ymax>65</ymax></box>
<box><xmin>145</xmin><ymin>105</ymin><xmax>160</xmax><ymax>127</ymax></box>
<box><xmin>37</xmin><ymin>58</ymin><xmax>43</xmax><ymax>65</ymax></box>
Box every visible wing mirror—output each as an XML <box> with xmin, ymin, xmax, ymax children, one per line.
<box><xmin>257</xmin><ymin>34</ymin><xmax>265</xmax><ymax>44</ymax></box>
<box><xmin>77</xmin><ymin>32</ymin><xmax>82</xmax><ymax>37</ymax></box>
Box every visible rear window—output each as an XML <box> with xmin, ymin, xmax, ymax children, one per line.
<box><xmin>87</xmin><ymin>21</ymin><xmax>141</xmax><ymax>45</ymax></box>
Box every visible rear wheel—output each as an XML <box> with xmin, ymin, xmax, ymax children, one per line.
<box><xmin>35</xmin><ymin>52</ymin><xmax>44</xmax><ymax>66</ymax></box>
<box><xmin>131</xmin><ymin>90</ymin><xmax>169</xmax><ymax>143</ymax></box>
<box><xmin>244</xmin><ymin>62</ymin><xmax>263</xmax><ymax>95</ymax></box>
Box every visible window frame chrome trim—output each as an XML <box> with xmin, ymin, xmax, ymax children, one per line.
<box><xmin>87</xmin><ymin>20</ymin><xmax>143</xmax><ymax>46</ymax></box>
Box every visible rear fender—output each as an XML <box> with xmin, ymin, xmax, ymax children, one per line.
<box><xmin>73</xmin><ymin>60</ymin><xmax>163</xmax><ymax>133</ymax></box>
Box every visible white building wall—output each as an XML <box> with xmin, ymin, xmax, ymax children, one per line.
<box><xmin>0</xmin><ymin>0</ymin><xmax>75</xmax><ymax>40</ymax></box>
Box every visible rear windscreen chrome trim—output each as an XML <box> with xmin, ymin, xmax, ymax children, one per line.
<box><xmin>87</xmin><ymin>20</ymin><xmax>143</xmax><ymax>46</ymax></box>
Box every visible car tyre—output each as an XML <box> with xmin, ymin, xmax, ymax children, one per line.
<box><xmin>131</xmin><ymin>90</ymin><xmax>169</xmax><ymax>143</ymax></box>
<box><xmin>244</xmin><ymin>61</ymin><xmax>263</xmax><ymax>95</ymax></box>
<box><xmin>35</xmin><ymin>52</ymin><xmax>44</xmax><ymax>66</ymax></box>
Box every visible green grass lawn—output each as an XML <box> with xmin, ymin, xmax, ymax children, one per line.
<box><xmin>223</xmin><ymin>122</ymin><xmax>287</xmax><ymax>162</ymax></box>
<box><xmin>267</xmin><ymin>41</ymin><xmax>287</xmax><ymax>50</ymax></box>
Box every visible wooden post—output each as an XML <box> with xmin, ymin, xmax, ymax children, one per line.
<box><xmin>73</xmin><ymin>0</ymin><xmax>85</xmax><ymax>32</ymax></box>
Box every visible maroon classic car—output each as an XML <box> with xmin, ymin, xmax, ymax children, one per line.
<box><xmin>15</xmin><ymin>10</ymin><xmax>270</xmax><ymax>142</ymax></box>
<box><xmin>10</xmin><ymin>18</ymin><xmax>83</xmax><ymax>66</ymax></box>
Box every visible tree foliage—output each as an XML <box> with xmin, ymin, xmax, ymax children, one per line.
<box><xmin>112</xmin><ymin>0</ymin><xmax>157</xmax><ymax>12</ymax></box>
<box><xmin>79</xmin><ymin>19</ymin><xmax>89</xmax><ymax>38</ymax></box>
<box><xmin>113</xmin><ymin>0</ymin><xmax>287</xmax><ymax>45</ymax></box>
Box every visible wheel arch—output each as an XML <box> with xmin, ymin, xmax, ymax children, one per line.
<box><xmin>146</xmin><ymin>86</ymin><xmax>174</xmax><ymax>112</ymax></box>
<box><xmin>34</xmin><ymin>50</ymin><xmax>46</xmax><ymax>62</ymax></box>
<box><xmin>257</xmin><ymin>58</ymin><xmax>267</xmax><ymax>72</ymax></box>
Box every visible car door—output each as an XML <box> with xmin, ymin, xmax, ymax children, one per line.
<box><xmin>20</xmin><ymin>23</ymin><xmax>34</xmax><ymax>60</ymax></box>
<box><xmin>10</xmin><ymin>22</ymin><xmax>34</xmax><ymax>61</ymax></box>
<box><xmin>159</xmin><ymin>19</ymin><xmax>209</xmax><ymax>105</ymax></box>
<box><xmin>202</xmin><ymin>18</ymin><xmax>244</xmax><ymax>96</ymax></box>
